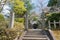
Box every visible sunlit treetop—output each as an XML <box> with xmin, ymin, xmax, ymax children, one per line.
<box><xmin>10</xmin><ymin>0</ymin><xmax>27</xmax><ymax>17</ymax></box>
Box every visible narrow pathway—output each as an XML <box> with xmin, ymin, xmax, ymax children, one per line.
<box><xmin>19</xmin><ymin>29</ymin><xmax>50</xmax><ymax>40</ymax></box>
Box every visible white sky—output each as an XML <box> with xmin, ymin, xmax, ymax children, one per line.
<box><xmin>31</xmin><ymin>0</ymin><xmax>49</xmax><ymax>14</ymax></box>
<box><xmin>2</xmin><ymin>0</ymin><xmax>49</xmax><ymax>16</ymax></box>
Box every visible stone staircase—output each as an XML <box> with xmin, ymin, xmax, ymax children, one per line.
<box><xmin>19</xmin><ymin>29</ymin><xmax>50</xmax><ymax>40</ymax></box>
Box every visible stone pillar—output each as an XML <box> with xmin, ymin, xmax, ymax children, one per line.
<box><xmin>54</xmin><ymin>20</ymin><xmax>56</xmax><ymax>29</ymax></box>
<box><xmin>41</xmin><ymin>11</ymin><xmax>45</xmax><ymax>29</ymax></box>
<box><xmin>59</xmin><ymin>20</ymin><xmax>60</xmax><ymax>28</ymax></box>
<box><xmin>25</xmin><ymin>12</ymin><xmax>28</xmax><ymax>31</ymax></box>
<box><xmin>48</xmin><ymin>20</ymin><xmax>51</xmax><ymax>29</ymax></box>
<box><xmin>9</xmin><ymin>12</ymin><xmax>14</xmax><ymax>28</ymax></box>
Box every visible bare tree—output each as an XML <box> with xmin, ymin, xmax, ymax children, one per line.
<box><xmin>0</xmin><ymin>0</ymin><xmax>7</xmax><ymax>12</ymax></box>
<box><xmin>37</xmin><ymin>0</ymin><xmax>45</xmax><ymax>29</ymax></box>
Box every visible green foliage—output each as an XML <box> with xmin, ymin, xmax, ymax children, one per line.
<box><xmin>23</xmin><ymin>0</ymin><xmax>33</xmax><ymax>11</ymax></box>
<box><xmin>46</xmin><ymin>13</ymin><xmax>60</xmax><ymax>29</ymax></box>
<box><xmin>14</xmin><ymin>22</ymin><xmax>25</xmax><ymax>30</ymax></box>
<box><xmin>10</xmin><ymin>0</ymin><xmax>33</xmax><ymax>17</ymax></box>
<box><xmin>0</xmin><ymin>14</ymin><xmax>5</xmax><ymax>21</ymax></box>
<box><xmin>0</xmin><ymin>28</ymin><xmax>23</xmax><ymax>40</ymax></box>
<box><xmin>46</xmin><ymin>13</ymin><xmax>60</xmax><ymax>21</ymax></box>
<box><xmin>33</xmin><ymin>17</ymin><xmax>38</xmax><ymax>21</ymax></box>
<box><xmin>13</xmin><ymin>0</ymin><xmax>26</xmax><ymax>17</ymax></box>
<box><xmin>48</xmin><ymin>0</ymin><xmax>57</xmax><ymax>6</ymax></box>
<box><xmin>0</xmin><ymin>14</ymin><xmax>7</xmax><ymax>28</ymax></box>
<box><xmin>0</xmin><ymin>28</ymin><xmax>17</xmax><ymax>40</ymax></box>
<box><xmin>15</xmin><ymin>18</ymin><xmax>24</xmax><ymax>23</ymax></box>
<box><xmin>0</xmin><ymin>22</ymin><xmax>24</xmax><ymax>40</ymax></box>
<box><xmin>0</xmin><ymin>21</ymin><xmax>8</xmax><ymax>29</ymax></box>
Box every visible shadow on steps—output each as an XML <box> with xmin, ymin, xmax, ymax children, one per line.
<box><xmin>44</xmin><ymin>30</ymin><xmax>55</xmax><ymax>40</ymax></box>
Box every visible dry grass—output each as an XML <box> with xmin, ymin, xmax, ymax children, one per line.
<box><xmin>52</xmin><ymin>30</ymin><xmax>60</xmax><ymax>40</ymax></box>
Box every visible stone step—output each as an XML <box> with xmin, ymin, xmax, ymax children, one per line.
<box><xmin>25</xmin><ymin>33</ymin><xmax>43</xmax><ymax>35</ymax></box>
<box><xmin>27</xmin><ymin>30</ymin><xmax>42</xmax><ymax>33</ymax></box>
<box><xmin>19</xmin><ymin>29</ymin><xmax>50</xmax><ymax>40</ymax></box>
<box><xmin>25</xmin><ymin>31</ymin><xmax>43</xmax><ymax>35</ymax></box>
<box><xmin>22</xmin><ymin>37</ymin><xmax>48</xmax><ymax>40</ymax></box>
<box><xmin>28</xmin><ymin>29</ymin><xmax>42</xmax><ymax>31</ymax></box>
<box><xmin>25</xmin><ymin>29</ymin><xmax>44</xmax><ymax>35</ymax></box>
<box><xmin>27</xmin><ymin>31</ymin><xmax>42</xmax><ymax>32</ymax></box>
<box><xmin>23</xmin><ymin>35</ymin><xmax>47</xmax><ymax>38</ymax></box>
<box><xmin>27</xmin><ymin>31</ymin><xmax>42</xmax><ymax>33</ymax></box>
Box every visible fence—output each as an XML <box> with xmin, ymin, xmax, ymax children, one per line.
<box><xmin>48</xmin><ymin>20</ymin><xmax>60</xmax><ymax>29</ymax></box>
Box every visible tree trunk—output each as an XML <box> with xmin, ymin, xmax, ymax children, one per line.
<box><xmin>9</xmin><ymin>12</ymin><xmax>14</xmax><ymax>28</ymax></box>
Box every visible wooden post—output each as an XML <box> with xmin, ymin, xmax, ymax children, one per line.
<box><xmin>54</xmin><ymin>20</ymin><xmax>56</xmax><ymax>29</ymax></box>
<box><xmin>48</xmin><ymin>20</ymin><xmax>51</xmax><ymax>29</ymax></box>
<box><xmin>59</xmin><ymin>20</ymin><xmax>60</xmax><ymax>28</ymax></box>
